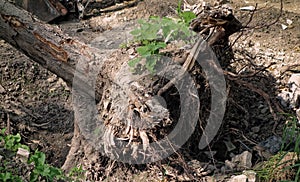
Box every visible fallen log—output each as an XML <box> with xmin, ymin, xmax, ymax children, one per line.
<box><xmin>15</xmin><ymin>0</ymin><xmax>68</xmax><ymax>22</ymax></box>
<box><xmin>0</xmin><ymin>0</ymin><xmax>105</xmax><ymax>101</ymax></box>
<box><xmin>0</xmin><ymin>0</ymin><xmax>117</xmax><ymax>172</ymax></box>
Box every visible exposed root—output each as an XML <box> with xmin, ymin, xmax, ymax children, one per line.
<box><xmin>225</xmin><ymin>71</ymin><xmax>284</xmax><ymax>133</ymax></box>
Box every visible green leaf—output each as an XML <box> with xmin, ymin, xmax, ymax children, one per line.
<box><xmin>0</xmin><ymin>128</ymin><xmax>5</xmax><ymax>135</ymax></box>
<box><xmin>154</xmin><ymin>42</ymin><xmax>167</xmax><ymax>49</ymax></box>
<box><xmin>137</xmin><ymin>46</ymin><xmax>151</xmax><ymax>56</ymax></box>
<box><xmin>128</xmin><ymin>12</ymin><xmax>195</xmax><ymax>74</ymax></box>
<box><xmin>0</xmin><ymin>172</ymin><xmax>12</xmax><ymax>181</ymax></box>
<box><xmin>130</xmin><ymin>29</ymin><xmax>141</xmax><ymax>37</ymax></box>
<box><xmin>179</xmin><ymin>11</ymin><xmax>196</xmax><ymax>25</ymax></box>
<box><xmin>49</xmin><ymin>166</ymin><xmax>63</xmax><ymax>179</ymax></box>
<box><xmin>161</xmin><ymin>19</ymin><xmax>174</xmax><ymax>39</ymax></box>
<box><xmin>145</xmin><ymin>56</ymin><xmax>158</xmax><ymax>74</ymax></box>
<box><xmin>29</xmin><ymin>150</ymin><xmax>46</xmax><ymax>166</ymax></box>
<box><xmin>37</xmin><ymin>153</ymin><xmax>45</xmax><ymax>166</ymax></box>
<box><xmin>180</xmin><ymin>24</ymin><xmax>192</xmax><ymax>36</ymax></box>
<box><xmin>149</xmin><ymin>16</ymin><xmax>160</xmax><ymax>21</ymax></box>
<box><xmin>142</xmin><ymin>23</ymin><xmax>160</xmax><ymax>41</ymax></box>
<box><xmin>5</xmin><ymin>139</ymin><xmax>14</xmax><ymax>150</ymax></box>
<box><xmin>30</xmin><ymin>171</ymin><xmax>39</xmax><ymax>182</ymax></box>
<box><xmin>40</xmin><ymin>165</ymin><xmax>50</xmax><ymax>177</ymax></box>
<box><xmin>19</xmin><ymin>144</ymin><xmax>30</xmax><ymax>151</ymax></box>
<box><xmin>137</xmin><ymin>19</ymin><xmax>147</xmax><ymax>25</ymax></box>
<box><xmin>14</xmin><ymin>133</ymin><xmax>21</xmax><ymax>143</ymax></box>
<box><xmin>128</xmin><ymin>58</ymin><xmax>141</xmax><ymax>68</ymax></box>
<box><xmin>177</xmin><ymin>0</ymin><xmax>182</xmax><ymax>15</ymax></box>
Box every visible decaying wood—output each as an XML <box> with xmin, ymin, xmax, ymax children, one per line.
<box><xmin>15</xmin><ymin>0</ymin><xmax>68</xmax><ymax>22</ymax></box>
<box><xmin>0</xmin><ymin>0</ymin><xmax>168</xmax><ymax>170</ymax></box>
<box><xmin>0</xmin><ymin>0</ymin><xmax>243</xmax><ymax>175</ymax></box>
<box><xmin>0</xmin><ymin>0</ymin><xmax>105</xmax><ymax>101</ymax></box>
<box><xmin>0</xmin><ymin>1</ymin><xmax>114</xmax><ymax>171</ymax></box>
<box><xmin>158</xmin><ymin>4</ymin><xmax>242</xmax><ymax>95</ymax></box>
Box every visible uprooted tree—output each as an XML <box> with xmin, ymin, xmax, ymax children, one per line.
<box><xmin>0</xmin><ymin>0</ymin><xmax>246</xmax><ymax>179</ymax></box>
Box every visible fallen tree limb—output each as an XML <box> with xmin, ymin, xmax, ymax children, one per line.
<box><xmin>0</xmin><ymin>0</ymin><xmax>106</xmax><ymax>100</ymax></box>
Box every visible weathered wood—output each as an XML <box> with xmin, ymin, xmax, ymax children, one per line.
<box><xmin>15</xmin><ymin>0</ymin><xmax>68</xmax><ymax>22</ymax></box>
<box><xmin>0</xmin><ymin>0</ymin><xmax>107</xmax><ymax>100</ymax></box>
<box><xmin>0</xmin><ymin>1</ymin><xmax>240</xmax><ymax>176</ymax></box>
<box><xmin>0</xmin><ymin>1</ymin><xmax>120</xmax><ymax>172</ymax></box>
<box><xmin>0</xmin><ymin>1</ymin><xmax>137</xmax><ymax>172</ymax></box>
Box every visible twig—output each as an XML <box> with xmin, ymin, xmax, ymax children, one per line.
<box><xmin>229</xmin><ymin>31</ymin><xmax>244</xmax><ymax>49</ymax></box>
<box><xmin>231</xmin><ymin>0</ymin><xmax>282</xmax><ymax>48</ymax></box>
<box><xmin>229</xmin><ymin>128</ymin><xmax>258</xmax><ymax>145</ymax></box>
<box><xmin>157</xmin><ymin>37</ymin><xmax>204</xmax><ymax>96</ymax></box>
<box><xmin>165</xmin><ymin>137</ymin><xmax>195</xmax><ymax>181</ymax></box>
<box><xmin>241</xmin><ymin>3</ymin><xmax>258</xmax><ymax>29</ymax></box>
<box><xmin>10</xmin><ymin>100</ymin><xmax>42</xmax><ymax>119</ymax></box>
<box><xmin>105</xmin><ymin>160</ymin><xmax>116</xmax><ymax>178</ymax></box>
<box><xmin>6</xmin><ymin>113</ymin><xmax>10</xmax><ymax>135</ymax></box>
<box><xmin>243</xmin><ymin>0</ymin><xmax>283</xmax><ymax>29</ymax></box>
<box><xmin>99</xmin><ymin>0</ymin><xmax>140</xmax><ymax>13</ymax></box>
<box><xmin>157</xmin><ymin>25</ymin><xmax>225</xmax><ymax>96</ymax></box>
<box><xmin>228</xmin><ymin>98</ymin><xmax>250</xmax><ymax>124</ymax></box>
<box><xmin>280</xmin><ymin>63</ymin><xmax>300</xmax><ymax>74</ymax></box>
<box><xmin>224</xmin><ymin>62</ymin><xmax>275</xmax><ymax>78</ymax></box>
<box><xmin>225</xmin><ymin>73</ymin><xmax>284</xmax><ymax>133</ymax></box>
<box><xmin>199</xmin><ymin>119</ymin><xmax>217</xmax><ymax>167</ymax></box>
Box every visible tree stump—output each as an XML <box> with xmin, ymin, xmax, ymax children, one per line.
<box><xmin>0</xmin><ymin>0</ymin><xmax>242</xmax><ymax>179</ymax></box>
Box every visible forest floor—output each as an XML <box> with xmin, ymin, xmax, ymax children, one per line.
<box><xmin>0</xmin><ymin>0</ymin><xmax>300</xmax><ymax>181</ymax></box>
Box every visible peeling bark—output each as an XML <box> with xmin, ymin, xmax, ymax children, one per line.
<box><xmin>0</xmin><ymin>0</ymin><xmax>111</xmax><ymax>171</ymax></box>
<box><xmin>0</xmin><ymin>0</ymin><xmax>105</xmax><ymax>101</ymax></box>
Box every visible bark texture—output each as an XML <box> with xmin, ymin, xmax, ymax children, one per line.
<box><xmin>0</xmin><ymin>1</ymin><xmax>242</xmax><ymax>179</ymax></box>
<box><xmin>0</xmin><ymin>0</ymin><xmax>112</xmax><ymax>172</ymax></box>
<box><xmin>0</xmin><ymin>0</ymin><xmax>107</xmax><ymax>100</ymax></box>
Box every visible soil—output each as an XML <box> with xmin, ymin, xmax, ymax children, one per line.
<box><xmin>0</xmin><ymin>0</ymin><xmax>299</xmax><ymax>181</ymax></box>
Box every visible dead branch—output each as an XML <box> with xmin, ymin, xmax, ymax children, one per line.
<box><xmin>225</xmin><ymin>72</ymin><xmax>284</xmax><ymax>133</ymax></box>
<box><xmin>281</xmin><ymin>64</ymin><xmax>300</xmax><ymax>74</ymax></box>
<box><xmin>224</xmin><ymin>62</ymin><xmax>275</xmax><ymax>78</ymax></box>
<box><xmin>0</xmin><ymin>0</ymin><xmax>107</xmax><ymax>101</ymax></box>
<box><xmin>242</xmin><ymin>0</ymin><xmax>283</xmax><ymax>29</ymax></box>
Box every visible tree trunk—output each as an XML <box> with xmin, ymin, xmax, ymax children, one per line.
<box><xmin>0</xmin><ymin>0</ymin><xmax>116</xmax><ymax>172</ymax></box>
<box><xmin>0</xmin><ymin>0</ymin><xmax>107</xmax><ymax>101</ymax></box>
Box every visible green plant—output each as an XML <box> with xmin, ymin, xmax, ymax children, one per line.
<box><xmin>0</xmin><ymin>129</ymin><xmax>27</xmax><ymax>182</ymax></box>
<box><xmin>0</xmin><ymin>128</ymin><xmax>29</xmax><ymax>152</ymax></box>
<box><xmin>68</xmin><ymin>165</ymin><xmax>86</xmax><ymax>182</ymax></box>
<box><xmin>28</xmin><ymin>150</ymin><xmax>64</xmax><ymax>181</ymax></box>
<box><xmin>177</xmin><ymin>0</ymin><xmax>197</xmax><ymax>25</ymax></box>
<box><xmin>255</xmin><ymin>152</ymin><xmax>292</xmax><ymax>181</ymax></box>
<box><xmin>0</xmin><ymin>128</ymin><xmax>66</xmax><ymax>181</ymax></box>
<box><xmin>0</xmin><ymin>171</ymin><xmax>23</xmax><ymax>182</ymax></box>
<box><xmin>281</xmin><ymin>114</ymin><xmax>300</xmax><ymax>153</ymax></box>
<box><xmin>128</xmin><ymin>42</ymin><xmax>166</xmax><ymax>73</ymax></box>
<box><xmin>128</xmin><ymin>5</ymin><xmax>196</xmax><ymax>73</ymax></box>
<box><xmin>255</xmin><ymin>114</ymin><xmax>300</xmax><ymax>182</ymax></box>
<box><xmin>130</xmin><ymin>16</ymin><xmax>194</xmax><ymax>45</ymax></box>
<box><xmin>280</xmin><ymin>114</ymin><xmax>300</xmax><ymax>182</ymax></box>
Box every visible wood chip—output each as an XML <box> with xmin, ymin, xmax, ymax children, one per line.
<box><xmin>240</xmin><ymin>6</ymin><xmax>255</xmax><ymax>11</ymax></box>
<box><xmin>16</xmin><ymin>148</ymin><xmax>30</xmax><ymax>163</ymax></box>
<box><xmin>0</xmin><ymin>84</ymin><xmax>6</xmax><ymax>94</ymax></box>
<box><xmin>139</xmin><ymin>130</ymin><xmax>149</xmax><ymax>151</ymax></box>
